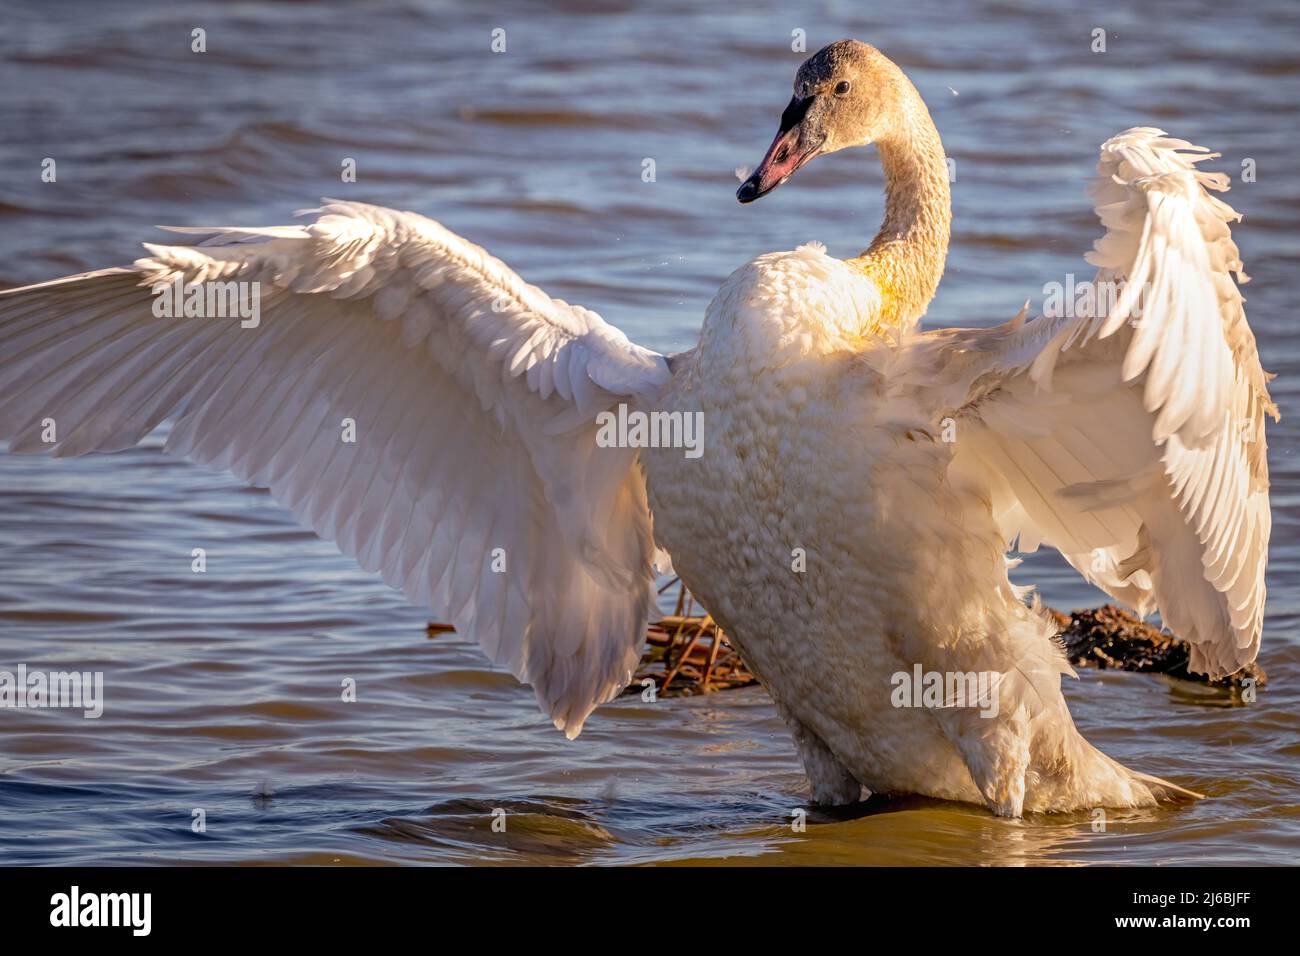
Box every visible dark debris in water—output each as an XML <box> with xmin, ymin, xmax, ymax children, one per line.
<box><xmin>431</xmin><ymin>585</ymin><xmax>1263</xmax><ymax>699</ymax></box>
<box><xmin>1051</xmin><ymin>604</ymin><xmax>1265</xmax><ymax>690</ymax></box>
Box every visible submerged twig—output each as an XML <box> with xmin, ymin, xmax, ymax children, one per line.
<box><xmin>637</xmin><ymin>595</ymin><xmax>756</xmax><ymax>697</ymax></box>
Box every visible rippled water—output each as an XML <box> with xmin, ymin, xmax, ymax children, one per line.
<box><xmin>1</xmin><ymin>0</ymin><xmax>1298</xmax><ymax>865</ymax></box>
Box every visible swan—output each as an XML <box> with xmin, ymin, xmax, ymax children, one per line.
<box><xmin>0</xmin><ymin>39</ymin><xmax>1274</xmax><ymax>816</ymax></box>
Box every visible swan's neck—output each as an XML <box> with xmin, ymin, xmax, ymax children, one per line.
<box><xmin>851</xmin><ymin>102</ymin><xmax>951</xmax><ymax>331</ymax></box>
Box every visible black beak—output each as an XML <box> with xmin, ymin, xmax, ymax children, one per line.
<box><xmin>735</xmin><ymin>177</ymin><xmax>763</xmax><ymax>204</ymax></box>
<box><xmin>737</xmin><ymin>95</ymin><xmax>817</xmax><ymax>204</ymax></box>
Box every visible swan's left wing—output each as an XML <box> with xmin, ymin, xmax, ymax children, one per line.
<box><xmin>888</xmin><ymin>128</ymin><xmax>1276</xmax><ymax>677</ymax></box>
<box><xmin>0</xmin><ymin>200</ymin><xmax>671</xmax><ymax>737</ymax></box>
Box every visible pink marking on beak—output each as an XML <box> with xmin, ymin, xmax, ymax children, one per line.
<box><xmin>737</xmin><ymin>126</ymin><xmax>817</xmax><ymax>203</ymax></box>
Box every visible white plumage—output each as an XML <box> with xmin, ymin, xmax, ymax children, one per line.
<box><xmin>1</xmin><ymin>201</ymin><xmax>669</xmax><ymax>738</ymax></box>
<box><xmin>890</xmin><ymin>130</ymin><xmax>1274</xmax><ymax>679</ymax></box>
<box><xmin>643</xmin><ymin>126</ymin><xmax>1273</xmax><ymax>814</ymax></box>
<box><xmin>0</xmin><ymin>38</ymin><xmax>1274</xmax><ymax>816</ymax></box>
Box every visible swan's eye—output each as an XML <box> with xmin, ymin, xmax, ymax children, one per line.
<box><xmin>834</xmin><ymin>80</ymin><xmax>851</xmax><ymax>95</ymax></box>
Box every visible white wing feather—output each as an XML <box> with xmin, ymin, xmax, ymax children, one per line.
<box><xmin>0</xmin><ymin>200</ymin><xmax>671</xmax><ymax>737</ymax></box>
<box><xmin>891</xmin><ymin>128</ymin><xmax>1276</xmax><ymax>677</ymax></box>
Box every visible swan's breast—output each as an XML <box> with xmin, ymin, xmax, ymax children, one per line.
<box><xmin>688</xmin><ymin>243</ymin><xmax>885</xmax><ymax>380</ymax></box>
<box><xmin>643</xmin><ymin>242</ymin><xmax>893</xmax><ymax>563</ymax></box>
<box><xmin>644</xmin><ymin>243</ymin><xmax>897</xmax><ymax>538</ymax></box>
<box><xmin>643</xmin><ymin>243</ymin><xmax>910</xmax><ymax>609</ymax></box>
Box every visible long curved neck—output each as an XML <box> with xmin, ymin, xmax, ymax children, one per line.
<box><xmin>851</xmin><ymin>95</ymin><xmax>951</xmax><ymax>332</ymax></box>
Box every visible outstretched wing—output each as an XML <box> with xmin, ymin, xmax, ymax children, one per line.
<box><xmin>0</xmin><ymin>200</ymin><xmax>671</xmax><ymax>736</ymax></box>
<box><xmin>890</xmin><ymin>128</ymin><xmax>1276</xmax><ymax>677</ymax></box>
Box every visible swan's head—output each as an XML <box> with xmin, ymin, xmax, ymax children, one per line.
<box><xmin>737</xmin><ymin>39</ymin><xmax>905</xmax><ymax>203</ymax></box>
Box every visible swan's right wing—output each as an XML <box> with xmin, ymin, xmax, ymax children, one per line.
<box><xmin>0</xmin><ymin>200</ymin><xmax>671</xmax><ymax>737</ymax></box>
<box><xmin>890</xmin><ymin>128</ymin><xmax>1276</xmax><ymax>677</ymax></box>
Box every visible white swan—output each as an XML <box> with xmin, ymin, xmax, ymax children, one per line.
<box><xmin>0</xmin><ymin>40</ymin><xmax>1274</xmax><ymax>816</ymax></box>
